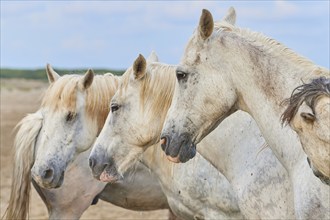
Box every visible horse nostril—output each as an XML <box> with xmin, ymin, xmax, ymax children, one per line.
<box><xmin>102</xmin><ymin>163</ymin><xmax>109</xmax><ymax>171</ymax></box>
<box><xmin>160</xmin><ymin>137</ymin><xmax>166</xmax><ymax>145</ymax></box>
<box><xmin>160</xmin><ymin>136</ymin><xmax>169</xmax><ymax>151</ymax></box>
<box><xmin>43</xmin><ymin>168</ymin><xmax>54</xmax><ymax>180</ymax></box>
<box><xmin>89</xmin><ymin>157</ymin><xmax>94</xmax><ymax>169</ymax></box>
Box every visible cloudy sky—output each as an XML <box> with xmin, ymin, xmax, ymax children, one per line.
<box><xmin>1</xmin><ymin>1</ymin><xmax>329</xmax><ymax>70</ymax></box>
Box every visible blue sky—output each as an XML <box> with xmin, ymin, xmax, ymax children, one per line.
<box><xmin>1</xmin><ymin>1</ymin><xmax>329</xmax><ymax>70</ymax></box>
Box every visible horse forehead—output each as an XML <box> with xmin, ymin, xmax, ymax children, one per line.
<box><xmin>76</xmin><ymin>89</ymin><xmax>86</xmax><ymax>108</ymax></box>
<box><xmin>42</xmin><ymin>83</ymin><xmax>79</xmax><ymax>112</ymax></box>
<box><xmin>117</xmin><ymin>84</ymin><xmax>133</xmax><ymax>100</ymax></box>
<box><xmin>315</xmin><ymin>96</ymin><xmax>330</xmax><ymax>115</ymax></box>
<box><xmin>182</xmin><ymin>36</ymin><xmax>204</xmax><ymax>66</ymax></box>
<box><xmin>314</xmin><ymin>97</ymin><xmax>330</xmax><ymax>141</ymax></box>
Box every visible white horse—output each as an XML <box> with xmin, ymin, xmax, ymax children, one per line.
<box><xmin>161</xmin><ymin>7</ymin><xmax>330</xmax><ymax>219</ymax></box>
<box><xmin>33</xmin><ymin>148</ymin><xmax>170</xmax><ymax>219</ymax></box>
<box><xmin>31</xmin><ymin>65</ymin><xmax>117</xmax><ymax>189</ymax></box>
<box><xmin>89</xmin><ymin>53</ymin><xmax>294</xmax><ymax>219</ymax></box>
<box><xmin>3</xmin><ymin>66</ymin><xmax>171</xmax><ymax>220</ymax></box>
<box><xmin>89</xmin><ymin>53</ymin><xmax>243</xmax><ymax>219</ymax></box>
<box><xmin>282</xmin><ymin>77</ymin><xmax>330</xmax><ymax>184</ymax></box>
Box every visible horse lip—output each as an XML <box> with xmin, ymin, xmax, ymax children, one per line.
<box><xmin>32</xmin><ymin>176</ymin><xmax>47</xmax><ymax>189</ymax></box>
<box><xmin>36</xmin><ymin>179</ymin><xmax>59</xmax><ymax>189</ymax></box>
<box><xmin>166</xmin><ymin>155</ymin><xmax>181</xmax><ymax>163</ymax></box>
<box><xmin>31</xmin><ymin>170</ymin><xmax>63</xmax><ymax>189</ymax></box>
<box><xmin>91</xmin><ymin>162</ymin><xmax>108</xmax><ymax>180</ymax></box>
<box><xmin>99</xmin><ymin>170</ymin><xmax>119</xmax><ymax>183</ymax></box>
<box><xmin>99</xmin><ymin>164</ymin><xmax>120</xmax><ymax>183</ymax></box>
<box><xmin>41</xmin><ymin>171</ymin><xmax>65</xmax><ymax>189</ymax></box>
<box><xmin>54</xmin><ymin>170</ymin><xmax>65</xmax><ymax>188</ymax></box>
<box><xmin>166</xmin><ymin>141</ymin><xmax>197</xmax><ymax>163</ymax></box>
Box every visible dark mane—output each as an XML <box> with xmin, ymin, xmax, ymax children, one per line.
<box><xmin>281</xmin><ymin>77</ymin><xmax>330</xmax><ymax>125</ymax></box>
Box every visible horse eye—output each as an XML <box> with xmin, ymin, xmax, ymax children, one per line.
<box><xmin>66</xmin><ymin>112</ymin><xmax>76</xmax><ymax>122</ymax></box>
<box><xmin>176</xmin><ymin>71</ymin><xmax>187</xmax><ymax>80</ymax></box>
<box><xmin>111</xmin><ymin>103</ymin><xmax>120</xmax><ymax>112</ymax></box>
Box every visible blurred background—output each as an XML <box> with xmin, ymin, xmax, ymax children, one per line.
<box><xmin>1</xmin><ymin>0</ymin><xmax>329</xmax><ymax>72</ymax></box>
<box><xmin>0</xmin><ymin>1</ymin><xmax>329</xmax><ymax>219</ymax></box>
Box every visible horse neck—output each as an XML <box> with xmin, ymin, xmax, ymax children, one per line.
<box><xmin>141</xmin><ymin>142</ymin><xmax>175</xmax><ymax>184</ymax></box>
<box><xmin>228</xmin><ymin>37</ymin><xmax>324</xmax><ymax>173</ymax></box>
<box><xmin>197</xmin><ymin>111</ymin><xmax>267</xmax><ymax>182</ymax></box>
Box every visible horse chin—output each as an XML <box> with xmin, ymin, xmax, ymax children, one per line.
<box><xmin>54</xmin><ymin>171</ymin><xmax>65</xmax><ymax>188</ymax></box>
<box><xmin>166</xmin><ymin>143</ymin><xmax>197</xmax><ymax>163</ymax></box>
<box><xmin>166</xmin><ymin>155</ymin><xmax>181</xmax><ymax>163</ymax></box>
<box><xmin>99</xmin><ymin>165</ymin><xmax>121</xmax><ymax>183</ymax></box>
<box><xmin>314</xmin><ymin>170</ymin><xmax>330</xmax><ymax>186</ymax></box>
<box><xmin>308</xmin><ymin>157</ymin><xmax>330</xmax><ymax>186</ymax></box>
<box><xmin>180</xmin><ymin>143</ymin><xmax>197</xmax><ymax>163</ymax></box>
<box><xmin>161</xmin><ymin>132</ymin><xmax>197</xmax><ymax>163</ymax></box>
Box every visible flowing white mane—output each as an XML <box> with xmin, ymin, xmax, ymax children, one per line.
<box><xmin>214</xmin><ymin>21</ymin><xmax>329</xmax><ymax>77</ymax></box>
<box><xmin>120</xmin><ymin>63</ymin><xmax>177</xmax><ymax>121</ymax></box>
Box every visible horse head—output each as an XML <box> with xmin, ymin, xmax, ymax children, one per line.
<box><xmin>282</xmin><ymin>77</ymin><xmax>330</xmax><ymax>184</ymax></box>
<box><xmin>89</xmin><ymin>52</ymin><xmax>176</xmax><ymax>182</ymax></box>
<box><xmin>161</xmin><ymin>8</ymin><xmax>238</xmax><ymax>163</ymax></box>
<box><xmin>31</xmin><ymin>65</ymin><xmax>117</xmax><ymax>188</ymax></box>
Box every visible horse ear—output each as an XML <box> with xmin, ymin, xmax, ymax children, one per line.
<box><xmin>133</xmin><ymin>54</ymin><xmax>147</xmax><ymax>80</ymax></box>
<box><xmin>199</xmin><ymin>9</ymin><xmax>214</xmax><ymax>40</ymax></box>
<box><xmin>299</xmin><ymin>102</ymin><xmax>315</xmax><ymax>124</ymax></box>
<box><xmin>46</xmin><ymin>63</ymin><xmax>60</xmax><ymax>84</ymax></box>
<box><xmin>300</xmin><ymin>112</ymin><xmax>315</xmax><ymax>124</ymax></box>
<box><xmin>147</xmin><ymin>51</ymin><xmax>159</xmax><ymax>62</ymax></box>
<box><xmin>222</xmin><ymin>7</ymin><xmax>236</xmax><ymax>25</ymax></box>
<box><xmin>80</xmin><ymin>69</ymin><xmax>94</xmax><ymax>90</ymax></box>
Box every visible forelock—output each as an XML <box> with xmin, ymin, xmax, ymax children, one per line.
<box><xmin>281</xmin><ymin>77</ymin><xmax>330</xmax><ymax>125</ymax></box>
<box><xmin>41</xmin><ymin>75</ymin><xmax>80</xmax><ymax>113</ymax></box>
<box><xmin>41</xmin><ymin>73</ymin><xmax>120</xmax><ymax>132</ymax></box>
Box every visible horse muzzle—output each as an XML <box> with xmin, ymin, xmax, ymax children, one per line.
<box><xmin>160</xmin><ymin>132</ymin><xmax>197</xmax><ymax>163</ymax></box>
<box><xmin>89</xmin><ymin>155</ymin><xmax>121</xmax><ymax>183</ymax></box>
<box><xmin>31</xmin><ymin>164</ymin><xmax>65</xmax><ymax>189</ymax></box>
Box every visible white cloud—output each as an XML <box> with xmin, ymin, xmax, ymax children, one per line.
<box><xmin>274</xmin><ymin>0</ymin><xmax>299</xmax><ymax>17</ymax></box>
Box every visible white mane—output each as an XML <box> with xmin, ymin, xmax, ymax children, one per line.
<box><xmin>42</xmin><ymin>73</ymin><xmax>120</xmax><ymax>131</ymax></box>
<box><xmin>214</xmin><ymin>21</ymin><xmax>329</xmax><ymax>77</ymax></box>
